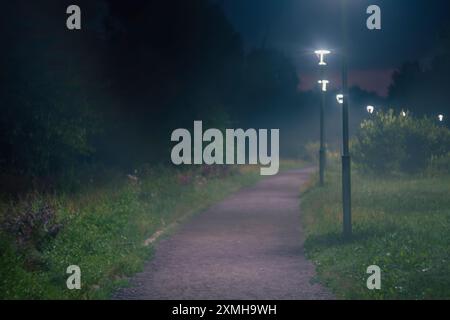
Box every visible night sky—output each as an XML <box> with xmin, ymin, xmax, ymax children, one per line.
<box><xmin>223</xmin><ymin>0</ymin><xmax>450</xmax><ymax>96</ymax></box>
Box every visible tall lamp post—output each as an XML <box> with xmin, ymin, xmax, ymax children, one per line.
<box><xmin>315</xmin><ymin>50</ymin><xmax>330</xmax><ymax>186</ymax></box>
<box><xmin>341</xmin><ymin>0</ymin><xmax>352</xmax><ymax>239</ymax></box>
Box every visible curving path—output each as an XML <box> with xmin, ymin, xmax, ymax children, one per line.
<box><xmin>113</xmin><ymin>167</ymin><xmax>334</xmax><ymax>300</ymax></box>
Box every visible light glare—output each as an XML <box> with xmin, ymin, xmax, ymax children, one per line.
<box><xmin>318</xmin><ymin>80</ymin><xmax>329</xmax><ymax>92</ymax></box>
<box><xmin>315</xmin><ymin>49</ymin><xmax>331</xmax><ymax>65</ymax></box>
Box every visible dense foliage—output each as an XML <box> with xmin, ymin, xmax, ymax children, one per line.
<box><xmin>352</xmin><ymin>110</ymin><xmax>450</xmax><ymax>174</ymax></box>
<box><xmin>0</xmin><ymin>1</ymin><xmax>311</xmax><ymax>182</ymax></box>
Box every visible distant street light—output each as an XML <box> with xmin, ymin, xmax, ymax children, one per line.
<box><xmin>318</xmin><ymin>80</ymin><xmax>330</xmax><ymax>92</ymax></box>
<box><xmin>438</xmin><ymin>114</ymin><xmax>444</xmax><ymax>122</ymax></box>
<box><xmin>315</xmin><ymin>50</ymin><xmax>331</xmax><ymax>186</ymax></box>
<box><xmin>367</xmin><ymin>105</ymin><xmax>375</xmax><ymax>114</ymax></box>
<box><xmin>401</xmin><ymin>111</ymin><xmax>407</xmax><ymax>117</ymax></box>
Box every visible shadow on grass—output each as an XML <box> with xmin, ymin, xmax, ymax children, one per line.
<box><xmin>304</xmin><ymin>226</ymin><xmax>397</xmax><ymax>249</ymax></box>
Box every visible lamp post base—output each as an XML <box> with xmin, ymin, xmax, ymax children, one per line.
<box><xmin>342</xmin><ymin>154</ymin><xmax>352</xmax><ymax>239</ymax></box>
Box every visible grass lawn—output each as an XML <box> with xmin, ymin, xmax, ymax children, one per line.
<box><xmin>0</xmin><ymin>159</ymin><xmax>305</xmax><ymax>300</ymax></box>
<box><xmin>0</xmin><ymin>165</ymin><xmax>262</xmax><ymax>299</ymax></box>
<box><xmin>301</xmin><ymin>162</ymin><xmax>450</xmax><ymax>299</ymax></box>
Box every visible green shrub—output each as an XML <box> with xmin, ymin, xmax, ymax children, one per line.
<box><xmin>352</xmin><ymin>110</ymin><xmax>450</xmax><ymax>174</ymax></box>
<box><xmin>428</xmin><ymin>152</ymin><xmax>450</xmax><ymax>175</ymax></box>
<box><xmin>300</xmin><ymin>142</ymin><xmax>320</xmax><ymax>163</ymax></box>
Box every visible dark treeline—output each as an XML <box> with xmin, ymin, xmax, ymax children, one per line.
<box><xmin>1</xmin><ymin>0</ymin><xmax>245</xmax><ymax>177</ymax></box>
<box><xmin>1</xmin><ymin>0</ymin><xmax>449</xmax><ymax>191</ymax></box>
<box><xmin>388</xmin><ymin>26</ymin><xmax>450</xmax><ymax>116</ymax></box>
<box><xmin>0</xmin><ymin>0</ymin><xmax>316</xmax><ymax>185</ymax></box>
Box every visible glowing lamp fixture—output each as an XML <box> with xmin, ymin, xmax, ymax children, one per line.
<box><xmin>336</xmin><ymin>94</ymin><xmax>344</xmax><ymax>104</ymax></box>
<box><xmin>367</xmin><ymin>105</ymin><xmax>375</xmax><ymax>114</ymax></box>
<box><xmin>318</xmin><ymin>80</ymin><xmax>329</xmax><ymax>92</ymax></box>
<box><xmin>438</xmin><ymin>114</ymin><xmax>444</xmax><ymax>122</ymax></box>
<box><xmin>315</xmin><ymin>49</ymin><xmax>331</xmax><ymax>66</ymax></box>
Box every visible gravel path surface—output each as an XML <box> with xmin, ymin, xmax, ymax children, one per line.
<box><xmin>113</xmin><ymin>167</ymin><xmax>334</xmax><ymax>300</ymax></box>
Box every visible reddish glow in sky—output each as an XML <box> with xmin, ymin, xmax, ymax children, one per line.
<box><xmin>299</xmin><ymin>68</ymin><xmax>395</xmax><ymax>97</ymax></box>
<box><xmin>224</xmin><ymin>0</ymin><xmax>450</xmax><ymax>98</ymax></box>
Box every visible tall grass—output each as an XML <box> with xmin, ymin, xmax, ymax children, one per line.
<box><xmin>301</xmin><ymin>162</ymin><xmax>450</xmax><ymax>299</ymax></box>
<box><xmin>0</xmin><ymin>166</ymin><xmax>260</xmax><ymax>299</ymax></box>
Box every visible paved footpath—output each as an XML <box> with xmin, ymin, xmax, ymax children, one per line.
<box><xmin>114</xmin><ymin>167</ymin><xmax>334</xmax><ymax>300</ymax></box>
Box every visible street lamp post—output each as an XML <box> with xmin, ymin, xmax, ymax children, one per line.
<box><xmin>319</xmin><ymin>77</ymin><xmax>326</xmax><ymax>186</ymax></box>
<box><xmin>315</xmin><ymin>50</ymin><xmax>330</xmax><ymax>186</ymax></box>
<box><xmin>341</xmin><ymin>0</ymin><xmax>352</xmax><ymax>239</ymax></box>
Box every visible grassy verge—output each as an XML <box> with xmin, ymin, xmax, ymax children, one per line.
<box><xmin>301</xmin><ymin>162</ymin><xmax>450</xmax><ymax>299</ymax></box>
<box><xmin>0</xmin><ymin>165</ymin><xmax>261</xmax><ymax>299</ymax></box>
